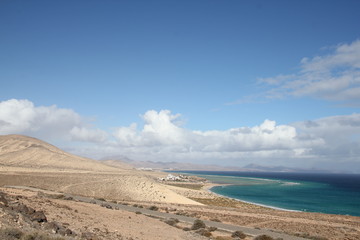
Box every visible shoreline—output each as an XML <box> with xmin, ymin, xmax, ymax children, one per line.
<box><xmin>172</xmin><ymin>171</ymin><xmax>300</xmax><ymax>212</ymax></box>
<box><xmin>175</xmin><ymin>171</ymin><xmax>360</xmax><ymax>217</ymax></box>
<box><xmin>202</xmin><ymin>181</ymin><xmax>301</xmax><ymax>212</ymax></box>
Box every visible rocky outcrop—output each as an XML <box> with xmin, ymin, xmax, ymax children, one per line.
<box><xmin>0</xmin><ymin>190</ymin><xmax>75</xmax><ymax>237</ymax></box>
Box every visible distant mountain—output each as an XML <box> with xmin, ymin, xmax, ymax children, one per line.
<box><xmin>101</xmin><ymin>155</ymin><xmax>333</xmax><ymax>173</ymax></box>
<box><xmin>101</xmin><ymin>156</ymin><xmax>245</xmax><ymax>171</ymax></box>
<box><xmin>0</xmin><ymin>135</ymin><xmax>121</xmax><ymax>172</ymax></box>
<box><xmin>242</xmin><ymin>163</ymin><xmax>332</xmax><ymax>173</ymax></box>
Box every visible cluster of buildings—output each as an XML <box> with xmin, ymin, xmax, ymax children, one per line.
<box><xmin>157</xmin><ymin>174</ymin><xmax>189</xmax><ymax>182</ymax></box>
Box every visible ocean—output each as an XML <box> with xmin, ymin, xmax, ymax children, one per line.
<box><xmin>173</xmin><ymin>171</ymin><xmax>360</xmax><ymax>216</ymax></box>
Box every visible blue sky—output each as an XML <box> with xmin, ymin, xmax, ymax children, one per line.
<box><xmin>1</xmin><ymin>0</ymin><xmax>360</xmax><ymax>172</ymax></box>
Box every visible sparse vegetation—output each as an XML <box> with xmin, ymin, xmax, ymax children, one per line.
<box><xmin>101</xmin><ymin>203</ymin><xmax>112</xmax><ymax>209</ymax></box>
<box><xmin>0</xmin><ymin>228</ymin><xmax>66</xmax><ymax>240</ymax></box>
<box><xmin>195</xmin><ymin>228</ymin><xmax>212</xmax><ymax>237</ymax></box>
<box><xmin>191</xmin><ymin>219</ymin><xmax>206</xmax><ymax>230</ymax></box>
<box><xmin>310</xmin><ymin>237</ymin><xmax>328</xmax><ymax>240</ymax></box>
<box><xmin>231</xmin><ymin>230</ymin><xmax>246</xmax><ymax>239</ymax></box>
<box><xmin>135</xmin><ymin>211</ymin><xmax>142</xmax><ymax>214</ymax></box>
<box><xmin>189</xmin><ymin>196</ymin><xmax>261</xmax><ymax>209</ymax></box>
<box><xmin>214</xmin><ymin>236</ymin><xmax>232</xmax><ymax>240</ymax></box>
<box><xmin>165</xmin><ymin>183</ymin><xmax>204</xmax><ymax>190</ymax></box>
<box><xmin>132</xmin><ymin>204</ymin><xmax>143</xmax><ymax>208</ymax></box>
<box><xmin>208</xmin><ymin>226</ymin><xmax>217</xmax><ymax>232</ymax></box>
<box><xmin>210</xmin><ymin>218</ymin><xmax>222</xmax><ymax>222</ymax></box>
<box><xmin>0</xmin><ymin>228</ymin><xmax>23</xmax><ymax>240</ymax></box>
<box><xmin>148</xmin><ymin>205</ymin><xmax>159</xmax><ymax>211</ymax></box>
<box><xmin>294</xmin><ymin>233</ymin><xmax>328</xmax><ymax>240</ymax></box>
<box><xmin>254</xmin><ymin>235</ymin><xmax>274</xmax><ymax>240</ymax></box>
<box><xmin>164</xmin><ymin>218</ymin><xmax>179</xmax><ymax>226</ymax></box>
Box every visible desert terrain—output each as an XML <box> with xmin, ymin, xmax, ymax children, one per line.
<box><xmin>1</xmin><ymin>135</ymin><xmax>359</xmax><ymax>240</ymax></box>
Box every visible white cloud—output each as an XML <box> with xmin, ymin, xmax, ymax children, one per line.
<box><xmin>1</xmin><ymin>99</ymin><xmax>359</xmax><ymax>171</ymax></box>
<box><xmin>112</xmin><ymin>110</ymin><xmax>324</xmax><ymax>157</ymax></box>
<box><xmin>113</xmin><ymin>110</ymin><xmax>189</xmax><ymax>147</ymax></box>
<box><xmin>293</xmin><ymin>113</ymin><xmax>360</xmax><ymax>157</ymax></box>
<box><xmin>109</xmin><ymin>110</ymin><xmax>359</xmax><ymax>171</ymax></box>
<box><xmin>70</xmin><ymin>127</ymin><xmax>108</xmax><ymax>143</ymax></box>
<box><xmin>0</xmin><ymin>99</ymin><xmax>105</xmax><ymax>142</ymax></box>
<box><xmin>259</xmin><ymin>40</ymin><xmax>360</xmax><ymax>102</ymax></box>
<box><xmin>0</xmin><ymin>99</ymin><xmax>37</xmax><ymax>133</ymax></box>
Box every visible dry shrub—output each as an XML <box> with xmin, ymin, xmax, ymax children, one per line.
<box><xmin>148</xmin><ymin>206</ymin><xmax>159</xmax><ymax>211</ymax></box>
<box><xmin>208</xmin><ymin>226</ymin><xmax>217</xmax><ymax>232</ymax></box>
<box><xmin>231</xmin><ymin>230</ymin><xmax>246</xmax><ymax>239</ymax></box>
<box><xmin>254</xmin><ymin>235</ymin><xmax>274</xmax><ymax>240</ymax></box>
<box><xmin>195</xmin><ymin>228</ymin><xmax>212</xmax><ymax>237</ymax></box>
<box><xmin>0</xmin><ymin>228</ymin><xmax>23</xmax><ymax>240</ymax></box>
<box><xmin>210</xmin><ymin>218</ymin><xmax>222</xmax><ymax>222</ymax></box>
<box><xmin>191</xmin><ymin>219</ymin><xmax>206</xmax><ymax>230</ymax></box>
<box><xmin>0</xmin><ymin>228</ymin><xmax>66</xmax><ymax>240</ymax></box>
<box><xmin>164</xmin><ymin>218</ymin><xmax>179</xmax><ymax>226</ymax></box>
<box><xmin>214</xmin><ymin>236</ymin><xmax>232</xmax><ymax>240</ymax></box>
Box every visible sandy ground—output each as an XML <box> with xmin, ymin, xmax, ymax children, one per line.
<box><xmin>0</xmin><ymin>170</ymin><xmax>201</xmax><ymax>205</ymax></box>
<box><xmin>0</xmin><ymin>187</ymin><xmax>206</xmax><ymax>240</ymax></box>
<box><xmin>0</xmin><ymin>170</ymin><xmax>359</xmax><ymax>240</ymax></box>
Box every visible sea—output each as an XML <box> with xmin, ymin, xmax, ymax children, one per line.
<box><xmin>172</xmin><ymin>171</ymin><xmax>360</xmax><ymax>217</ymax></box>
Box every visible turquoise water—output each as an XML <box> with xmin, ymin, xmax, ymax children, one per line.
<box><xmin>175</xmin><ymin>171</ymin><xmax>360</xmax><ymax>216</ymax></box>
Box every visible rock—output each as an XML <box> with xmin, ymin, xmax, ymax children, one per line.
<box><xmin>101</xmin><ymin>203</ymin><xmax>112</xmax><ymax>209</ymax></box>
<box><xmin>58</xmin><ymin>226</ymin><xmax>72</xmax><ymax>236</ymax></box>
<box><xmin>81</xmin><ymin>231</ymin><xmax>99</xmax><ymax>240</ymax></box>
<box><xmin>44</xmin><ymin>221</ymin><xmax>74</xmax><ymax>236</ymax></box>
<box><xmin>0</xmin><ymin>192</ymin><xmax>8</xmax><ymax>206</ymax></box>
<box><xmin>44</xmin><ymin>221</ymin><xmax>61</xmax><ymax>233</ymax></box>
<box><xmin>12</xmin><ymin>203</ymin><xmax>35</xmax><ymax>215</ymax></box>
<box><xmin>30</xmin><ymin>210</ymin><xmax>47</xmax><ymax>223</ymax></box>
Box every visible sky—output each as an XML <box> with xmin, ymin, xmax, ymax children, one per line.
<box><xmin>1</xmin><ymin>0</ymin><xmax>360</xmax><ymax>172</ymax></box>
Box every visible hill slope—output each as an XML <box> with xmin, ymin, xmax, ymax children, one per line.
<box><xmin>0</xmin><ymin>135</ymin><xmax>119</xmax><ymax>172</ymax></box>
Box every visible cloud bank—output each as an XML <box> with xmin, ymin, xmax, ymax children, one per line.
<box><xmin>1</xmin><ymin>99</ymin><xmax>359</xmax><ymax>172</ymax></box>
<box><xmin>0</xmin><ymin>99</ymin><xmax>107</xmax><ymax>142</ymax></box>
<box><xmin>259</xmin><ymin>39</ymin><xmax>360</xmax><ymax>103</ymax></box>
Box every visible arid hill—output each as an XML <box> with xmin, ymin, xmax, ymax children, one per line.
<box><xmin>0</xmin><ymin>134</ymin><xmax>200</xmax><ymax>205</ymax></box>
<box><xmin>0</xmin><ymin>134</ymin><xmax>119</xmax><ymax>172</ymax></box>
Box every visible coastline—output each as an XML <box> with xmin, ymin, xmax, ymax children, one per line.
<box><xmin>170</xmin><ymin>171</ymin><xmax>297</xmax><ymax>211</ymax></box>
<box><xmin>175</xmin><ymin>171</ymin><xmax>360</xmax><ymax>217</ymax></box>
<box><xmin>202</xmin><ymin>181</ymin><xmax>301</xmax><ymax>212</ymax></box>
